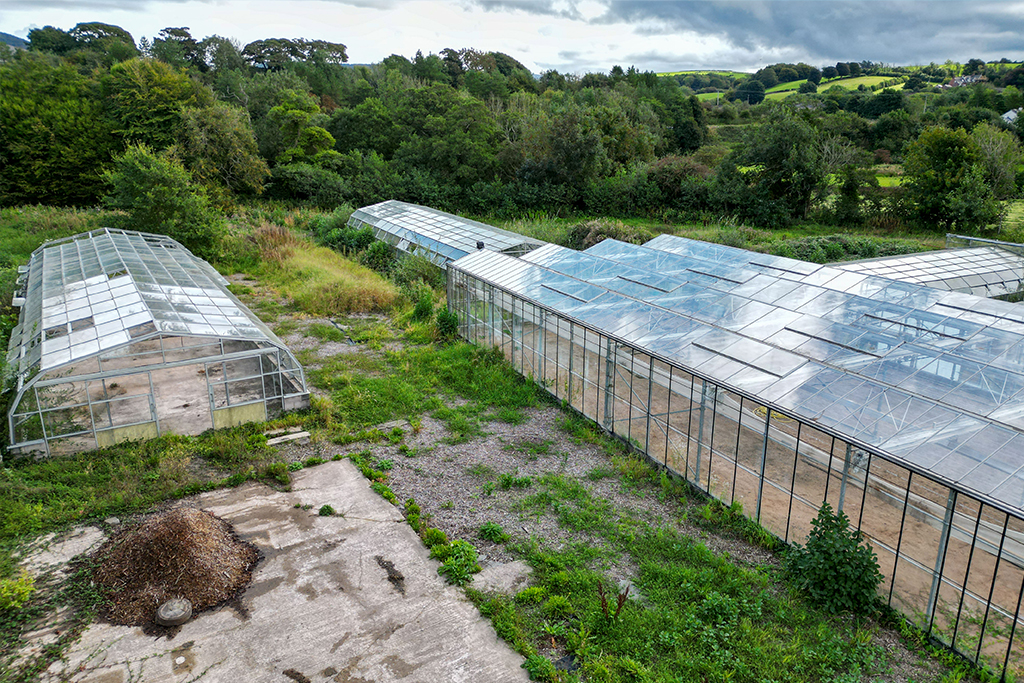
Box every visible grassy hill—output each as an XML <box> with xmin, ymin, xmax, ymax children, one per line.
<box><xmin>658</xmin><ymin>69</ymin><xmax>750</xmax><ymax>78</ymax></box>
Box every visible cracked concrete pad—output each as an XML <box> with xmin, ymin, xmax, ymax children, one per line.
<box><xmin>44</xmin><ymin>460</ymin><xmax>529</xmax><ymax>683</ymax></box>
<box><xmin>473</xmin><ymin>561</ymin><xmax>532</xmax><ymax>595</ymax></box>
<box><xmin>21</xmin><ymin>526</ymin><xmax>106</xmax><ymax>579</ymax></box>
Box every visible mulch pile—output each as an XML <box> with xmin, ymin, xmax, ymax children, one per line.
<box><xmin>92</xmin><ymin>507</ymin><xmax>260</xmax><ymax>626</ymax></box>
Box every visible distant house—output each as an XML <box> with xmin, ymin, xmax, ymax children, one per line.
<box><xmin>1003</xmin><ymin>108</ymin><xmax>1021</xmax><ymax>125</ymax></box>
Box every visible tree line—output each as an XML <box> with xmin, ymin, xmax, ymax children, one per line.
<box><xmin>1</xmin><ymin>21</ymin><xmax>1022</xmax><ymax>250</ymax></box>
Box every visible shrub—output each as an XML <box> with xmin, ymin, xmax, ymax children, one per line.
<box><xmin>543</xmin><ymin>595</ymin><xmax>573</xmax><ymax>617</ymax></box>
<box><xmin>318</xmin><ymin>504</ymin><xmax>335</xmax><ymax>516</ymax></box>
<box><xmin>564</xmin><ymin>219</ymin><xmax>654</xmax><ymax>251</ymax></box>
<box><xmin>435</xmin><ymin>305</ymin><xmax>459</xmax><ymax>341</ymax></box>
<box><xmin>267</xmin><ymin>162</ymin><xmax>348</xmax><ymax>208</ymax></box>
<box><xmin>0</xmin><ymin>571</ymin><xmax>35</xmax><ymax>611</ymax></box>
<box><xmin>785</xmin><ymin>502</ymin><xmax>882</xmax><ymax>615</ymax></box>
<box><xmin>360</xmin><ymin>240</ymin><xmax>395</xmax><ymax>274</ymax></box>
<box><xmin>515</xmin><ymin>586</ymin><xmax>548</xmax><ymax>604</ymax></box>
<box><xmin>262</xmin><ymin>462</ymin><xmax>290</xmax><ymax>485</ymax></box>
<box><xmin>411</xmin><ymin>287</ymin><xmax>434</xmax><ymax>322</ymax></box>
<box><xmin>437</xmin><ymin>540</ymin><xmax>481</xmax><ymax>586</ymax></box>
<box><xmin>102</xmin><ymin>144</ymin><xmax>224</xmax><ymax>259</ymax></box>
<box><xmin>422</xmin><ymin>527</ymin><xmax>449</xmax><ymax>548</ymax></box>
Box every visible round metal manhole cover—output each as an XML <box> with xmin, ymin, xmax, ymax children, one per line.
<box><xmin>155</xmin><ymin>598</ymin><xmax>193</xmax><ymax>626</ymax></box>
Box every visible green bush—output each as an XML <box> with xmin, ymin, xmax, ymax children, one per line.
<box><xmin>360</xmin><ymin>240</ymin><xmax>395</xmax><ymax>274</ymax></box>
<box><xmin>435</xmin><ymin>305</ymin><xmax>459</xmax><ymax>341</ymax></box>
<box><xmin>262</xmin><ymin>462</ymin><xmax>290</xmax><ymax>485</ymax></box>
<box><xmin>479</xmin><ymin>521</ymin><xmax>510</xmax><ymax>543</ymax></box>
<box><xmin>318</xmin><ymin>504</ymin><xmax>335</xmax><ymax>516</ymax></box>
<box><xmin>0</xmin><ymin>571</ymin><xmax>35</xmax><ymax>611</ymax></box>
<box><xmin>411</xmin><ymin>287</ymin><xmax>434</xmax><ymax>322</ymax></box>
<box><xmin>785</xmin><ymin>502</ymin><xmax>883</xmax><ymax>615</ymax></box>
<box><xmin>437</xmin><ymin>540</ymin><xmax>481</xmax><ymax>586</ymax></box>
<box><xmin>267</xmin><ymin>162</ymin><xmax>348</xmax><ymax>208</ymax></box>
<box><xmin>422</xmin><ymin>527</ymin><xmax>449</xmax><ymax>548</ymax></box>
<box><xmin>102</xmin><ymin>144</ymin><xmax>224</xmax><ymax>259</ymax></box>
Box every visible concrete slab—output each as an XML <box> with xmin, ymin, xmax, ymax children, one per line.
<box><xmin>41</xmin><ymin>461</ymin><xmax>529</xmax><ymax>683</ymax></box>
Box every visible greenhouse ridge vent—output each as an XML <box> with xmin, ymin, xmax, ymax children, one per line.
<box><xmin>5</xmin><ymin>229</ymin><xmax>309</xmax><ymax>457</ymax></box>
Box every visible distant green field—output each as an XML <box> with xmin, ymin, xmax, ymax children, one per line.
<box><xmin>696</xmin><ymin>92</ymin><xmax>729</xmax><ymax>102</ymax></box>
<box><xmin>877</xmin><ymin>176</ymin><xmax>905</xmax><ymax>187</ymax></box>
<box><xmin>766</xmin><ymin>79</ymin><xmax>807</xmax><ymax>93</ymax></box>
<box><xmin>820</xmin><ymin>75</ymin><xmax>901</xmax><ymax>91</ymax></box>
<box><xmin>658</xmin><ymin>69</ymin><xmax>750</xmax><ymax>77</ymax></box>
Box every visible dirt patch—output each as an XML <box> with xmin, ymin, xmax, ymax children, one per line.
<box><xmin>91</xmin><ymin>507</ymin><xmax>260</xmax><ymax>626</ymax></box>
<box><xmin>375</xmin><ymin>556</ymin><xmax>406</xmax><ymax>595</ymax></box>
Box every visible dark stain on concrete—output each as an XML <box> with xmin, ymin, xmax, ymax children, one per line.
<box><xmin>170</xmin><ymin>641</ymin><xmax>197</xmax><ymax>675</ymax></box>
<box><xmin>330</xmin><ymin>632</ymin><xmax>351</xmax><ymax>653</ymax></box>
<box><xmin>374</xmin><ymin>556</ymin><xmax>405</xmax><ymax>595</ymax></box>
<box><xmin>244</xmin><ymin>575</ymin><xmax>284</xmax><ymax>601</ymax></box>
<box><xmin>283</xmin><ymin>668</ymin><xmax>311</xmax><ymax>683</ymax></box>
<box><xmin>296</xmin><ymin>582</ymin><xmax>318</xmax><ymax>600</ymax></box>
<box><xmin>381</xmin><ymin>654</ymin><xmax>423</xmax><ymax>678</ymax></box>
<box><xmin>321</xmin><ymin>667</ymin><xmax>339</xmax><ymax>677</ymax></box>
<box><xmin>332</xmin><ymin>656</ymin><xmax>371</xmax><ymax>683</ymax></box>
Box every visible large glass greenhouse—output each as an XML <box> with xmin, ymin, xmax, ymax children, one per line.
<box><xmin>5</xmin><ymin>229</ymin><xmax>309</xmax><ymax>457</ymax></box>
<box><xmin>838</xmin><ymin>234</ymin><xmax>1024</xmax><ymax>299</ymax></box>
<box><xmin>347</xmin><ymin>200</ymin><xmax>545</xmax><ymax>266</ymax></box>
<box><xmin>448</xmin><ymin>234</ymin><xmax>1024</xmax><ymax>677</ymax></box>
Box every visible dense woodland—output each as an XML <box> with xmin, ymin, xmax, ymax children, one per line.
<box><xmin>1</xmin><ymin>22</ymin><xmax>1023</xmax><ymax>255</ymax></box>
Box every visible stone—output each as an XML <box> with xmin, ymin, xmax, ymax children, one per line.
<box><xmin>155</xmin><ymin>598</ymin><xmax>192</xmax><ymax>627</ymax></box>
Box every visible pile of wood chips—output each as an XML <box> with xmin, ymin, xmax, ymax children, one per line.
<box><xmin>92</xmin><ymin>507</ymin><xmax>260</xmax><ymax>626</ymax></box>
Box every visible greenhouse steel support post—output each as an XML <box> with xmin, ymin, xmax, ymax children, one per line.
<box><xmin>695</xmin><ymin>381</ymin><xmax>712</xmax><ymax>485</ymax></box>
<box><xmin>645</xmin><ymin>359</ymin><xmax>654</xmax><ymax>456</ymax></box>
<box><xmin>603</xmin><ymin>338</ymin><xmax>616</xmax><ymax>431</ymax></box>
<box><xmin>783</xmin><ymin>423</ymin><xmax>802</xmax><ymax>544</ymax></box>
<box><xmin>951</xmin><ymin>504</ymin><xmax>986</xmax><ymax>649</ymax></box>
<box><xmin>1001</xmin><ymin>565</ymin><xmax>1024</xmax><ymax>681</ymax></box>
<box><xmin>755</xmin><ymin>409</ymin><xmax>772</xmax><ymax>523</ymax></box>
<box><xmin>838</xmin><ymin>442</ymin><xmax>853</xmax><ymax>513</ymax></box>
<box><xmin>889</xmin><ymin>472</ymin><xmax>916</xmax><ymax>605</ymax></box>
<box><xmin>928</xmin><ymin>490</ymin><xmax>959</xmax><ymax>632</ymax></box>
<box><xmin>976</xmin><ymin>514</ymin><xmax>1010</xmax><ymax>663</ymax></box>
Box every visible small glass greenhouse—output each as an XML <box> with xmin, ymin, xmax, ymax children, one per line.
<box><xmin>5</xmin><ymin>229</ymin><xmax>309</xmax><ymax>457</ymax></box>
<box><xmin>347</xmin><ymin>200</ymin><xmax>545</xmax><ymax>267</ymax></box>
<box><xmin>448</xmin><ymin>234</ymin><xmax>1024</xmax><ymax>677</ymax></box>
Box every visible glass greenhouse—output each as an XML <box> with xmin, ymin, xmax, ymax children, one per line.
<box><xmin>347</xmin><ymin>200</ymin><xmax>545</xmax><ymax>266</ymax></box>
<box><xmin>838</xmin><ymin>234</ymin><xmax>1024</xmax><ymax>299</ymax></box>
<box><xmin>5</xmin><ymin>229</ymin><xmax>309</xmax><ymax>457</ymax></box>
<box><xmin>448</xmin><ymin>233</ymin><xmax>1024</xmax><ymax>677</ymax></box>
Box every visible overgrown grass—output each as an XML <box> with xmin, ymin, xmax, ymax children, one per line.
<box><xmin>471</xmin><ymin>469</ymin><xmax>889</xmax><ymax>682</ymax></box>
<box><xmin>0</xmin><ymin>206</ymin><xmax>113</xmax><ymax>264</ymax></box>
<box><xmin>497</xmin><ymin>214</ymin><xmax>945</xmax><ymax>258</ymax></box>
<box><xmin>309</xmin><ymin>342</ymin><xmax>542</xmax><ymax>436</ymax></box>
<box><xmin>227</xmin><ymin>222</ymin><xmax>400</xmax><ymax>315</ymax></box>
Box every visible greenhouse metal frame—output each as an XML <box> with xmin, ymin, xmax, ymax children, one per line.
<box><xmin>5</xmin><ymin>229</ymin><xmax>309</xmax><ymax>457</ymax></box>
<box><xmin>347</xmin><ymin>200</ymin><xmax>545</xmax><ymax>267</ymax></box>
<box><xmin>448</xmin><ymin>235</ymin><xmax>1024</xmax><ymax>679</ymax></box>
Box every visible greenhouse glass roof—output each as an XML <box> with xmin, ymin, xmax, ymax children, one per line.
<box><xmin>6</xmin><ymin>229</ymin><xmax>289</xmax><ymax>391</ymax></box>
<box><xmin>348</xmin><ymin>200</ymin><xmax>545</xmax><ymax>266</ymax></box>
<box><xmin>835</xmin><ymin>247</ymin><xmax>1024</xmax><ymax>299</ymax></box>
<box><xmin>452</xmin><ymin>234</ymin><xmax>1024</xmax><ymax>515</ymax></box>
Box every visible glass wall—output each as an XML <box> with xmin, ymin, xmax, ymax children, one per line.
<box><xmin>449</xmin><ymin>267</ymin><xmax>1024</xmax><ymax>679</ymax></box>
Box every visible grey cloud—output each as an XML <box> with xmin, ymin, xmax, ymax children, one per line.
<box><xmin>472</xmin><ymin>0</ymin><xmax>1024</xmax><ymax>70</ymax></box>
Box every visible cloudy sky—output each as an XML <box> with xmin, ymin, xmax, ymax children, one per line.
<box><xmin>2</xmin><ymin>1</ymin><xmax>1023</xmax><ymax>74</ymax></box>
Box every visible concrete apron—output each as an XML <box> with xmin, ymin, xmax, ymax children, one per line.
<box><xmin>44</xmin><ymin>460</ymin><xmax>530</xmax><ymax>683</ymax></box>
